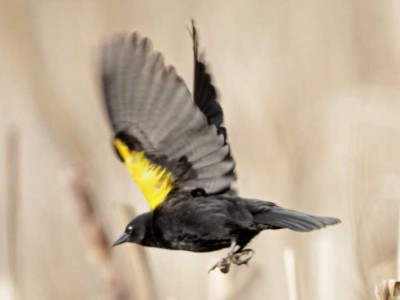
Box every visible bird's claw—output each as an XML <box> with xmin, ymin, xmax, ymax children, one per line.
<box><xmin>208</xmin><ymin>257</ymin><xmax>231</xmax><ymax>274</ymax></box>
<box><xmin>230</xmin><ymin>249</ymin><xmax>254</xmax><ymax>266</ymax></box>
<box><xmin>208</xmin><ymin>249</ymin><xmax>255</xmax><ymax>273</ymax></box>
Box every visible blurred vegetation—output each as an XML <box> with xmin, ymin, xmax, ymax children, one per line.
<box><xmin>2</xmin><ymin>0</ymin><xmax>400</xmax><ymax>299</ymax></box>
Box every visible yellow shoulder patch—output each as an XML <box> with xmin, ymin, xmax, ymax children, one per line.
<box><xmin>114</xmin><ymin>139</ymin><xmax>174</xmax><ymax>210</ymax></box>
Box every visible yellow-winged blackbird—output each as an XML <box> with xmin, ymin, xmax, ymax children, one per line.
<box><xmin>102</xmin><ymin>22</ymin><xmax>340</xmax><ymax>273</ymax></box>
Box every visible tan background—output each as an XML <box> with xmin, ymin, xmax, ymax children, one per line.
<box><xmin>2</xmin><ymin>0</ymin><xmax>400</xmax><ymax>299</ymax></box>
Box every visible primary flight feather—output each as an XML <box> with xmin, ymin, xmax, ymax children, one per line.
<box><xmin>101</xmin><ymin>22</ymin><xmax>340</xmax><ymax>273</ymax></box>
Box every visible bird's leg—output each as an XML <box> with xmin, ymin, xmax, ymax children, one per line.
<box><xmin>208</xmin><ymin>240</ymin><xmax>256</xmax><ymax>273</ymax></box>
<box><xmin>208</xmin><ymin>240</ymin><xmax>239</xmax><ymax>274</ymax></box>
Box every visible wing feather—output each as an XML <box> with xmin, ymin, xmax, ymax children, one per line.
<box><xmin>101</xmin><ymin>25</ymin><xmax>236</xmax><ymax>210</ymax></box>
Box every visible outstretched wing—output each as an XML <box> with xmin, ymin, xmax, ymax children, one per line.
<box><xmin>191</xmin><ymin>22</ymin><xmax>236</xmax><ymax>194</ymax></box>
<box><xmin>101</xmin><ymin>27</ymin><xmax>236</xmax><ymax>211</ymax></box>
<box><xmin>192</xmin><ymin>22</ymin><xmax>222</xmax><ymax>129</ymax></box>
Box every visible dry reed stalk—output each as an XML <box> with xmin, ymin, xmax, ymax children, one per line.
<box><xmin>68</xmin><ymin>169</ymin><xmax>131</xmax><ymax>300</ymax></box>
<box><xmin>115</xmin><ymin>204</ymin><xmax>158</xmax><ymax>300</ymax></box>
<box><xmin>375</xmin><ymin>210</ymin><xmax>400</xmax><ymax>299</ymax></box>
<box><xmin>284</xmin><ymin>248</ymin><xmax>299</xmax><ymax>300</ymax></box>
<box><xmin>6</xmin><ymin>129</ymin><xmax>20</xmax><ymax>300</ymax></box>
<box><xmin>375</xmin><ymin>280</ymin><xmax>400</xmax><ymax>300</ymax></box>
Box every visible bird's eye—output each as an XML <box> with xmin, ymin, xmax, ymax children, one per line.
<box><xmin>126</xmin><ymin>226</ymin><xmax>133</xmax><ymax>234</ymax></box>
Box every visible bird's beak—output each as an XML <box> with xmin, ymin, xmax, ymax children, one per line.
<box><xmin>112</xmin><ymin>232</ymin><xmax>129</xmax><ymax>247</ymax></box>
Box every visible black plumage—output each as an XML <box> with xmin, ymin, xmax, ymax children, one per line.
<box><xmin>101</xmin><ymin>22</ymin><xmax>340</xmax><ymax>273</ymax></box>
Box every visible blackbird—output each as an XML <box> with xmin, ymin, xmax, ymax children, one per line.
<box><xmin>101</xmin><ymin>22</ymin><xmax>340</xmax><ymax>273</ymax></box>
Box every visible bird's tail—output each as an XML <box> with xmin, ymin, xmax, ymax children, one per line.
<box><xmin>254</xmin><ymin>206</ymin><xmax>341</xmax><ymax>232</ymax></box>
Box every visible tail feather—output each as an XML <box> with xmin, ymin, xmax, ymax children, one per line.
<box><xmin>254</xmin><ymin>206</ymin><xmax>341</xmax><ymax>232</ymax></box>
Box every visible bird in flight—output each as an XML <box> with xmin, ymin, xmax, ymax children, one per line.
<box><xmin>101</xmin><ymin>22</ymin><xmax>340</xmax><ymax>273</ymax></box>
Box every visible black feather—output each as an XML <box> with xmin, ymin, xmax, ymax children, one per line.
<box><xmin>254</xmin><ymin>206</ymin><xmax>341</xmax><ymax>232</ymax></box>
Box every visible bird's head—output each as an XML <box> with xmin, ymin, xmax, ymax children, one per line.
<box><xmin>112</xmin><ymin>213</ymin><xmax>151</xmax><ymax>246</ymax></box>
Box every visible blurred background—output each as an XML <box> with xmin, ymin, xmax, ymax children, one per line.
<box><xmin>2</xmin><ymin>0</ymin><xmax>400</xmax><ymax>299</ymax></box>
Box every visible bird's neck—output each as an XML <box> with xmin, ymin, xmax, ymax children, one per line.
<box><xmin>133</xmin><ymin>213</ymin><xmax>163</xmax><ymax>247</ymax></box>
<box><xmin>141</xmin><ymin>222</ymin><xmax>163</xmax><ymax>247</ymax></box>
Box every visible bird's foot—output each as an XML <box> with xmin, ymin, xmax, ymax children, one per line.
<box><xmin>208</xmin><ymin>249</ymin><xmax>255</xmax><ymax>273</ymax></box>
<box><xmin>230</xmin><ymin>248</ymin><xmax>254</xmax><ymax>266</ymax></box>
<box><xmin>208</xmin><ymin>257</ymin><xmax>231</xmax><ymax>274</ymax></box>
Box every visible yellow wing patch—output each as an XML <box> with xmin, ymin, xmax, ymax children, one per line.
<box><xmin>114</xmin><ymin>139</ymin><xmax>174</xmax><ymax>210</ymax></box>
